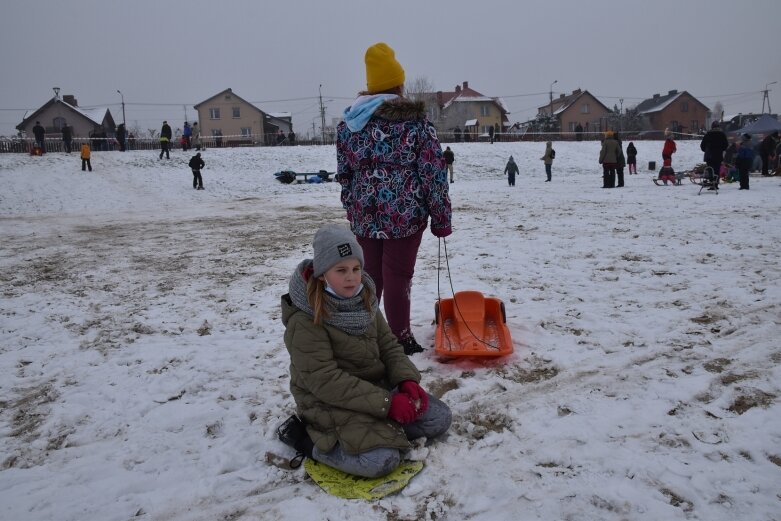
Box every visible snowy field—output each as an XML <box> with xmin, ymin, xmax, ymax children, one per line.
<box><xmin>0</xmin><ymin>140</ymin><xmax>779</xmax><ymax>521</ymax></box>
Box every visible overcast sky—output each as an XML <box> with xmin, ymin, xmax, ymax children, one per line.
<box><xmin>1</xmin><ymin>0</ymin><xmax>779</xmax><ymax>137</ymax></box>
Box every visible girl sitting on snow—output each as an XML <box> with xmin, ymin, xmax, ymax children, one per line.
<box><xmin>279</xmin><ymin>224</ymin><xmax>451</xmax><ymax>478</ymax></box>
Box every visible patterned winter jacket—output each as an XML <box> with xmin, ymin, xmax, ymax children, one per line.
<box><xmin>281</xmin><ymin>290</ymin><xmax>420</xmax><ymax>455</ymax></box>
<box><xmin>336</xmin><ymin>98</ymin><xmax>452</xmax><ymax>240</ymax></box>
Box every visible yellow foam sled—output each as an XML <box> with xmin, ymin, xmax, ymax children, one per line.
<box><xmin>304</xmin><ymin>459</ymin><xmax>424</xmax><ymax>500</ymax></box>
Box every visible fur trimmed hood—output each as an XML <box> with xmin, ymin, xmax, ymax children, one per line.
<box><xmin>373</xmin><ymin>98</ymin><xmax>426</xmax><ymax>122</ymax></box>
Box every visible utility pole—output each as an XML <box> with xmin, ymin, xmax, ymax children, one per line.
<box><xmin>619</xmin><ymin>98</ymin><xmax>624</xmax><ymax>131</ymax></box>
<box><xmin>762</xmin><ymin>82</ymin><xmax>776</xmax><ymax>114</ymax></box>
<box><xmin>548</xmin><ymin>80</ymin><xmax>557</xmax><ymax>133</ymax></box>
<box><xmin>117</xmin><ymin>90</ymin><xmax>126</xmax><ymax>125</ymax></box>
<box><xmin>319</xmin><ymin>84</ymin><xmax>326</xmax><ymax>143</ymax></box>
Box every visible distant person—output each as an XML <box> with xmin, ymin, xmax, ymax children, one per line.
<box><xmin>699</xmin><ymin>121</ymin><xmax>728</xmax><ymax>189</ymax></box>
<box><xmin>736</xmin><ymin>133</ymin><xmax>755</xmax><ymax>190</ymax></box>
<box><xmin>215</xmin><ymin>130</ymin><xmax>223</xmax><ymax>148</ymax></box>
<box><xmin>32</xmin><ymin>121</ymin><xmax>46</xmax><ymax>152</ymax></box>
<box><xmin>759</xmin><ymin>130</ymin><xmax>779</xmax><ymax>176</ymax></box>
<box><xmin>182</xmin><ymin>122</ymin><xmax>192</xmax><ymax>151</ymax></box>
<box><xmin>575</xmin><ymin>122</ymin><xmax>583</xmax><ymax>141</ymax></box>
<box><xmin>540</xmin><ymin>141</ymin><xmax>554</xmax><ymax>182</ymax></box>
<box><xmin>159</xmin><ymin>120</ymin><xmax>172</xmax><ymax>159</ymax></box>
<box><xmin>189</xmin><ymin>152</ymin><xmax>205</xmax><ymax>190</ymax></box>
<box><xmin>288</xmin><ymin>130</ymin><xmax>296</xmax><ymax>145</ymax></box>
<box><xmin>116</xmin><ymin>123</ymin><xmax>127</xmax><ymax>152</ymax></box>
<box><xmin>80</xmin><ymin>143</ymin><xmax>92</xmax><ymax>171</ymax></box>
<box><xmin>626</xmin><ymin>142</ymin><xmax>637</xmax><ymax>174</ymax></box>
<box><xmin>599</xmin><ymin>130</ymin><xmax>621</xmax><ymax>188</ymax></box>
<box><xmin>488</xmin><ymin>125</ymin><xmax>495</xmax><ymax>144</ymax></box>
<box><xmin>662</xmin><ymin>128</ymin><xmax>677</xmax><ymax>169</ymax></box>
<box><xmin>453</xmin><ymin>127</ymin><xmax>461</xmax><ymax>142</ymax></box>
<box><xmin>443</xmin><ymin>146</ymin><xmax>455</xmax><ymax>182</ymax></box>
<box><xmin>504</xmin><ymin>155</ymin><xmax>519</xmax><ymax>186</ymax></box>
<box><xmin>192</xmin><ymin>122</ymin><xmax>202</xmax><ymax>151</ymax></box>
<box><xmin>614</xmin><ymin>132</ymin><xmax>626</xmax><ymax>187</ymax></box>
<box><xmin>61</xmin><ymin>123</ymin><xmax>73</xmax><ymax>153</ymax></box>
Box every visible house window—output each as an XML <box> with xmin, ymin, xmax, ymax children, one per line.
<box><xmin>52</xmin><ymin>117</ymin><xmax>66</xmax><ymax>130</ymax></box>
<box><xmin>681</xmin><ymin>102</ymin><xmax>689</xmax><ymax>112</ymax></box>
<box><xmin>691</xmin><ymin>120</ymin><xmax>699</xmax><ymax>132</ymax></box>
<box><xmin>233</xmin><ymin>107</ymin><xmax>241</xmax><ymax>118</ymax></box>
<box><xmin>240</xmin><ymin>127</ymin><xmax>252</xmax><ymax>137</ymax></box>
<box><xmin>211</xmin><ymin>129</ymin><xmax>222</xmax><ymax>137</ymax></box>
<box><xmin>480</xmin><ymin>105</ymin><xmax>490</xmax><ymax>117</ymax></box>
<box><xmin>209</xmin><ymin>108</ymin><xmax>221</xmax><ymax>120</ymax></box>
<box><xmin>569</xmin><ymin>122</ymin><xmax>575</xmax><ymax>132</ymax></box>
<box><xmin>581</xmin><ymin>104</ymin><xmax>590</xmax><ymax>114</ymax></box>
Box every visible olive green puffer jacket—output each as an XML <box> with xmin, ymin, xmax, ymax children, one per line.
<box><xmin>281</xmin><ymin>294</ymin><xmax>421</xmax><ymax>454</ymax></box>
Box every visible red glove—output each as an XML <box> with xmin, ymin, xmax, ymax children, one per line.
<box><xmin>388</xmin><ymin>393</ymin><xmax>417</xmax><ymax>424</ymax></box>
<box><xmin>399</xmin><ymin>380</ymin><xmax>429</xmax><ymax>415</ymax></box>
<box><xmin>431</xmin><ymin>225</ymin><xmax>452</xmax><ymax>238</ymax></box>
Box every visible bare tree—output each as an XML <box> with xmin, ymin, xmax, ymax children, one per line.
<box><xmin>405</xmin><ymin>76</ymin><xmax>434</xmax><ymax>103</ymax></box>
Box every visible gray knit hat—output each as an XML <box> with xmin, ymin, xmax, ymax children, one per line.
<box><xmin>312</xmin><ymin>224</ymin><xmax>364</xmax><ymax>278</ymax></box>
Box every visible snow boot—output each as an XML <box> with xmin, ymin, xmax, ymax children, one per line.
<box><xmin>277</xmin><ymin>415</ymin><xmax>314</xmax><ymax>468</ymax></box>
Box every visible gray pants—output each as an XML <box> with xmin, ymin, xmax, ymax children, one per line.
<box><xmin>312</xmin><ymin>394</ymin><xmax>451</xmax><ymax>478</ymax></box>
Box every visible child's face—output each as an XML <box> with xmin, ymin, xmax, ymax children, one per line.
<box><xmin>321</xmin><ymin>258</ymin><xmax>362</xmax><ymax>298</ymax></box>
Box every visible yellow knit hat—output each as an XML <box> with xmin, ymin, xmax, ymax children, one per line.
<box><xmin>365</xmin><ymin>42</ymin><xmax>405</xmax><ymax>93</ymax></box>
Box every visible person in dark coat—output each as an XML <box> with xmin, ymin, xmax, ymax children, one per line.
<box><xmin>615</xmin><ymin>133</ymin><xmax>626</xmax><ymax>187</ymax></box>
<box><xmin>188</xmin><ymin>152</ymin><xmax>205</xmax><ymax>190</ymax></box>
<box><xmin>599</xmin><ymin>131</ymin><xmax>621</xmax><ymax>188</ymax></box>
<box><xmin>759</xmin><ymin>130</ymin><xmax>779</xmax><ymax>176</ymax></box>
<box><xmin>61</xmin><ymin>124</ymin><xmax>73</xmax><ymax>153</ymax></box>
<box><xmin>287</xmin><ymin>130</ymin><xmax>296</xmax><ymax>145</ymax></box>
<box><xmin>575</xmin><ymin>122</ymin><xmax>584</xmax><ymax>141</ymax></box>
<box><xmin>699</xmin><ymin>121</ymin><xmax>729</xmax><ymax>188</ymax></box>
<box><xmin>116</xmin><ymin>123</ymin><xmax>127</xmax><ymax>152</ymax></box>
<box><xmin>453</xmin><ymin>127</ymin><xmax>461</xmax><ymax>142</ymax></box>
<box><xmin>159</xmin><ymin>121</ymin><xmax>172</xmax><ymax>159</ymax></box>
<box><xmin>736</xmin><ymin>133</ymin><xmax>756</xmax><ymax>190</ymax></box>
<box><xmin>504</xmin><ymin>156</ymin><xmax>519</xmax><ymax>186</ymax></box>
<box><xmin>626</xmin><ymin>142</ymin><xmax>637</xmax><ymax>174</ymax></box>
<box><xmin>32</xmin><ymin>121</ymin><xmax>46</xmax><ymax>152</ymax></box>
<box><xmin>443</xmin><ymin>146</ymin><xmax>455</xmax><ymax>183</ymax></box>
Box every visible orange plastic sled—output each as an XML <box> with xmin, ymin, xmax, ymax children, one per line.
<box><xmin>434</xmin><ymin>291</ymin><xmax>514</xmax><ymax>358</ymax></box>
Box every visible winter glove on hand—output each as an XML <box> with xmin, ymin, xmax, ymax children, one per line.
<box><xmin>399</xmin><ymin>380</ymin><xmax>429</xmax><ymax>415</ymax></box>
<box><xmin>388</xmin><ymin>393</ymin><xmax>417</xmax><ymax>424</ymax></box>
<box><xmin>431</xmin><ymin>225</ymin><xmax>452</xmax><ymax>238</ymax></box>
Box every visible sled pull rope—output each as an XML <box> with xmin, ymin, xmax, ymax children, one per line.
<box><xmin>437</xmin><ymin>237</ymin><xmax>501</xmax><ymax>351</ymax></box>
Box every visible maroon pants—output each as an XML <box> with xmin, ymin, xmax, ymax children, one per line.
<box><xmin>356</xmin><ymin>228</ymin><xmax>424</xmax><ymax>341</ymax></box>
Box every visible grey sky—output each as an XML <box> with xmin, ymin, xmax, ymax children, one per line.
<box><xmin>1</xmin><ymin>0</ymin><xmax>779</xmax><ymax>137</ymax></box>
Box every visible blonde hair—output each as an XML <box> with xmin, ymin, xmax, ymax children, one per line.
<box><xmin>306</xmin><ymin>276</ymin><xmax>374</xmax><ymax>326</ymax></box>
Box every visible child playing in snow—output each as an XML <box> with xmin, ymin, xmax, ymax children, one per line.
<box><xmin>80</xmin><ymin>143</ymin><xmax>92</xmax><ymax>171</ymax></box>
<box><xmin>279</xmin><ymin>224</ymin><xmax>451</xmax><ymax>478</ymax></box>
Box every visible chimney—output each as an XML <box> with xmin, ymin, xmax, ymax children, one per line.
<box><xmin>653</xmin><ymin>93</ymin><xmax>660</xmax><ymax>99</ymax></box>
<box><xmin>455</xmin><ymin>85</ymin><xmax>461</xmax><ymax>94</ymax></box>
<box><xmin>462</xmin><ymin>81</ymin><xmax>469</xmax><ymax>90</ymax></box>
<box><xmin>559</xmin><ymin>94</ymin><xmax>565</xmax><ymax>99</ymax></box>
<box><xmin>668</xmin><ymin>89</ymin><xmax>678</xmax><ymax>96</ymax></box>
<box><xmin>63</xmin><ymin>95</ymin><xmax>77</xmax><ymax>106</ymax></box>
<box><xmin>573</xmin><ymin>89</ymin><xmax>582</xmax><ymax>95</ymax></box>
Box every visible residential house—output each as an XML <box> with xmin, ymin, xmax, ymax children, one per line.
<box><xmin>265</xmin><ymin>112</ymin><xmax>292</xmax><ymax>145</ymax></box>
<box><xmin>537</xmin><ymin>89</ymin><xmax>612</xmax><ymax>135</ymax></box>
<box><xmin>635</xmin><ymin>90</ymin><xmax>709</xmax><ymax>135</ymax></box>
<box><xmin>430</xmin><ymin>81</ymin><xmax>509</xmax><ymax>139</ymax></box>
<box><xmin>16</xmin><ymin>94</ymin><xmax>116</xmax><ymax>140</ymax></box>
<box><xmin>194</xmin><ymin>88</ymin><xmax>270</xmax><ymax>145</ymax></box>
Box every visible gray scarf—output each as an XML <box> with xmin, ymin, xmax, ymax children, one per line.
<box><xmin>288</xmin><ymin>260</ymin><xmax>378</xmax><ymax>336</ymax></box>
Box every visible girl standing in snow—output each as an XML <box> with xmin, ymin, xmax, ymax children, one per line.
<box><xmin>541</xmin><ymin>141</ymin><xmax>554</xmax><ymax>181</ymax></box>
<box><xmin>626</xmin><ymin>142</ymin><xmax>637</xmax><ymax>174</ymax></box>
<box><xmin>280</xmin><ymin>224</ymin><xmax>452</xmax><ymax>478</ymax></box>
<box><xmin>336</xmin><ymin>42</ymin><xmax>452</xmax><ymax>356</ymax></box>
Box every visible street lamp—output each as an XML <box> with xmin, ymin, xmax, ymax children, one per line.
<box><xmin>762</xmin><ymin>81</ymin><xmax>777</xmax><ymax>113</ymax></box>
<box><xmin>549</xmin><ymin>80</ymin><xmax>558</xmax><ymax>133</ymax></box>
<box><xmin>117</xmin><ymin>90</ymin><xmax>126</xmax><ymax>126</ymax></box>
